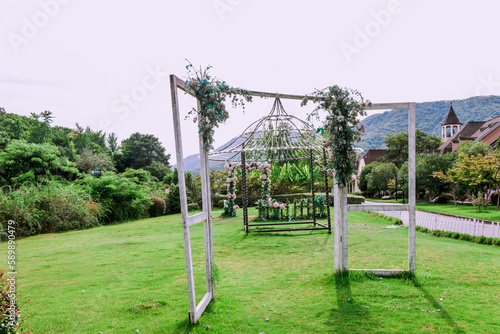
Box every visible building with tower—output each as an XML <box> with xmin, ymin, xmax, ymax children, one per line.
<box><xmin>437</xmin><ymin>103</ymin><xmax>500</xmax><ymax>154</ymax></box>
<box><xmin>441</xmin><ymin>103</ymin><xmax>462</xmax><ymax>140</ymax></box>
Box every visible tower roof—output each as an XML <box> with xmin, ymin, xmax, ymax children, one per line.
<box><xmin>442</xmin><ymin>103</ymin><xmax>463</xmax><ymax>126</ymax></box>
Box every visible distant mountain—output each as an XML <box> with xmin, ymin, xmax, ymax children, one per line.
<box><xmin>173</xmin><ymin>138</ymin><xmax>238</xmax><ymax>174</ymax></box>
<box><xmin>359</xmin><ymin>95</ymin><xmax>500</xmax><ymax>151</ymax></box>
<box><xmin>177</xmin><ymin>96</ymin><xmax>500</xmax><ymax>172</ymax></box>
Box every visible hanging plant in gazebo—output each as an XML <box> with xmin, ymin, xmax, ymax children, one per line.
<box><xmin>302</xmin><ymin>86</ymin><xmax>370</xmax><ymax>187</ymax></box>
<box><xmin>185</xmin><ymin>63</ymin><xmax>253</xmax><ymax>151</ymax></box>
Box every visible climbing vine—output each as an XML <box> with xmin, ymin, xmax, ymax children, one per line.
<box><xmin>302</xmin><ymin>86</ymin><xmax>370</xmax><ymax>187</ymax></box>
<box><xmin>185</xmin><ymin>63</ymin><xmax>253</xmax><ymax>151</ymax></box>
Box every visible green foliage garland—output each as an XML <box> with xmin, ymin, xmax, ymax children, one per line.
<box><xmin>185</xmin><ymin>63</ymin><xmax>252</xmax><ymax>151</ymax></box>
<box><xmin>302</xmin><ymin>86</ymin><xmax>370</xmax><ymax>187</ymax></box>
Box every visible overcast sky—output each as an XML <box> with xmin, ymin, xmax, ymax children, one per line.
<box><xmin>1</xmin><ymin>0</ymin><xmax>500</xmax><ymax>163</ymax></box>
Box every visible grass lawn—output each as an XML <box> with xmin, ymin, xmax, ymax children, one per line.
<box><xmin>367</xmin><ymin>198</ymin><xmax>500</xmax><ymax>222</ymax></box>
<box><xmin>1</xmin><ymin>209</ymin><xmax>499</xmax><ymax>333</ymax></box>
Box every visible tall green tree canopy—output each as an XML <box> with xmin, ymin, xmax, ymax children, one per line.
<box><xmin>120</xmin><ymin>132</ymin><xmax>171</xmax><ymax>170</ymax></box>
<box><xmin>0</xmin><ymin>140</ymin><xmax>78</xmax><ymax>183</ymax></box>
<box><xmin>384</xmin><ymin>129</ymin><xmax>441</xmax><ymax>167</ymax></box>
<box><xmin>366</xmin><ymin>162</ymin><xmax>397</xmax><ymax>194</ymax></box>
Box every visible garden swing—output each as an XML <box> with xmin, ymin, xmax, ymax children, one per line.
<box><xmin>170</xmin><ymin>72</ymin><xmax>417</xmax><ymax>324</ymax></box>
<box><xmin>209</xmin><ymin>97</ymin><xmax>332</xmax><ymax>233</ymax></box>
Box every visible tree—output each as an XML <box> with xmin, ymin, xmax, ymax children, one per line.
<box><xmin>121</xmin><ymin>168</ymin><xmax>152</xmax><ymax>185</ymax></box>
<box><xmin>415</xmin><ymin>153</ymin><xmax>456</xmax><ymax>201</ymax></box>
<box><xmin>143</xmin><ymin>161</ymin><xmax>170</xmax><ymax>182</ymax></box>
<box><xmin>72</xmin><ymin>123</ymin><xmax>107</xmax><ymax>153</ymax></box>
<box><xmin>120</xmin><ymin>133</ymin><xmax>171</xmax><ymax>170</ymax></box>
<box><xmin>28</xmin><ymin>110</ymin><xmax>53</xmax><ymax>144</ymax></box>
<box><xmin>455</xmin><ymin>141</ymin><xmax>493</xmax><ymax>157</ymax></box>
<box><xmin>76</xmin><ymin>148</ymin><xmax>114</xmax><ymax>174</ymax></box>
<box><xmin>0</xmin><ymin>140</ymin><xmax>78</xmax><ymax>183</ymax></box>
<box><xmin>447</xmin><ymin>152</ymin><xmax>500</xmax><ymax>207</ymax></box>
<box><xmin>107</xmin><ymin>132</ymin><xmax>118</xmax><ymax>154</ymax></box>
<box><xmin>384</xmin><ymin>129</ymin><xmax>442</xmax><ymax>167</ymax></box>
<box><xmin>367</xmin><ymin>162</ymin><xmax>397</xmax><ymax>196</ymax></box>
<box><xmin>358</xmin><ymin>162</ymin><xmax>380</xmax><ymax>194</ymax></box>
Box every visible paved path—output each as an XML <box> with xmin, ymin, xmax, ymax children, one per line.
<box><xmin>362</xmin><ymin>201</ymin><xmax>499</xmax><ymax>238</ymax></box>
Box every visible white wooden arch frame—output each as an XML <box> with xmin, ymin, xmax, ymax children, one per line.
<box><xmin>170</xmin><ymin>74</ymin><xmax>416</xmax><ymax>324</ymax></box>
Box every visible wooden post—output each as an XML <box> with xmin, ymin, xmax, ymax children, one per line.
<box><xmin>334</xmin><ymin>177</ymin><xmax>347</xmax><ymax>272</ymax></box>
<box><xmin>198</xmin><ymin>99</ymin><xmax>214</xmax><ymax>300</ymax></box>
<box><xmin>408</xmin><ymin>102</ymin><xmax>416</xmax><ymax>274</ymax></box>
<box><xmin>323</xmin><ymin>149</ymin><xmax>331</xmax><ymax>233</ymax></box>
<box><xmin>170</xmin><ymin>75</ymin><xmax>197</xmax><ymax>323</ymax></box>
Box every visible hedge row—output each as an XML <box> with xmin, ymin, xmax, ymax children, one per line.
<box><xmin>416</xmin><ymin>226</ymin><xmax>500</xmax><ymax>246</ymax></box>
<box><xmin>214</xmin><ymin>193</ymin><xmax>365</xmax><ymax>208</ymax></box>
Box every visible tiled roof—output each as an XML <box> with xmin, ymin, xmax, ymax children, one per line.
<box><xmin>471</xmin><ymin>115</ymin><xmax>500</xmax><ymax>138</ymax></box>
<box><xmin>361</xmin><ymin>149</ymin><xmax>387</xmax><ymax>165</ymax></box>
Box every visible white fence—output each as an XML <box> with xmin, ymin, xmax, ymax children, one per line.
<box><xmin>415</xmin><ymin>212</ymin><xmax>500</xmax><ymax>239</ymax></box>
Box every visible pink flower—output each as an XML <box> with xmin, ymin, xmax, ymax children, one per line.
<box><xmin>280</xmin><ymin>204</ymin><xmax>285</xmax><ymax>210</ymax></box>
<box><xmin>233</xmin><ymin>176</ymin><xmax>237</xmax><ymax>182</ymax></box>
<box><xmin>224</xmin><ymin>163</ymin><xmax>229</xmax><ymax>170</ymax></box>
<box><xmin>232</xmin><ymin>162</ymin><xmax>237</xmax><ymax>167</ymax></box>
<box><xmin>233</xmin><ymin>205</ymin><xmax>239</xmax><ymax>209</ymax></box>
<box><xmin>232</xmin><ymin>194</ymin><xmax>236</xmax><ymax>199</ymax></box>
<box><xmin>227</xmin><ymin>194</ymin><xmax>232</xmax><ymax>198</ymax></box>
<box><xmin>226</xmin><ymin>178</ymin><xmax>232</xmax><ymax>183</ymax></box>
<box><xmin>261</xmin><ymin>174</ymin><xmax>267</xmax><ymax>180</ymax></box>
<box><xmin>273</xmin><ymin>202</ymin><xmax>279</xmax><ymax>208</ymax></box>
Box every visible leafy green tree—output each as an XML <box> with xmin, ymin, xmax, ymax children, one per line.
<box><xmin>28</xmin><ymin>110</ymin><xmax>53</xmax><ymax>144</ymax></box>
<box><xmin>121</xmin><ymin>168</ymin><xmax>151</xmax><ymax>184</ymax></box>
<box><xmin>358</xmin><ymin>162</ymin><xmax>380</xmax><ymax>194</ymax></box>
<box><xmin>120</xmin><ymin>133</ymin><xmax>171</xmax><ymax>170</ymax></box>
<box><xmin>76</xmin><ymin>148</ymin><xmax>114</xmax><ymax>174</ymax></box>
<box><xmin>143</xmin><ymin>161</ymin><xmax>170</xmax><ymax>182</ymax></box>
<box><xmin>384</xmin><ymin>129</ymin><xmax>441</xmax><ymax>167</ymax></box>
<box><xmin>107</xmin><ymin>132</ymin><xmax>118</xmax><ymax>154</ymax></box>
<box><xmin>0</xmin><ymin>140</ymin><xmax>78</xmax><ymax>183</ymax></box>
<box><xmin>415</xmin><ymin>153</ymin><xmax>456</xmax><ymax>201</ymax></box>
<box><xmin>72</xmin><ymin>123</ymin><xmax>107</xmax><ymax>153</ymax></box>
<box><xmin>367</xmin><ymin>162</ymin><xmax>397</xmax><ymax>195</ymax></box>
<box><xmin>455</xmin><ymin>141</ymin><xmax>493</xmax><ymax>157</ymax></box>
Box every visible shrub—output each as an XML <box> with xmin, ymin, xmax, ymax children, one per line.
<box><xmin>148</xmin><ymin>197</ymin><xmax>166</xmax><ymax>217</ymax></box>
<box><xmin>77</xmin><ymin>173</ymin><xmax>150</xmax><ymax>224</ymax></box>
<box><xmin>0</xmin><ymin>270</ymin><xmax>33</xmax><ymax>333</ymax></box>
<box><xmin>0</xmin><ymin>182</ymin><xmax>102</xmax><ymax>239</ymax></box>
<box><xmin>187</xmin><ymin>203</ymin><xmax>199</xmax><ymax>212</ymax></box>
<box><xmin>165</xmin><ymin>184</ymin><xmax>181</xmax><ymax>215</ymax></box>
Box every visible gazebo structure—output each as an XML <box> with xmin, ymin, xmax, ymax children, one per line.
<box><xmin>209</xmin><ymin>97</ymin><xmax>332</xmax><ymax>233</ymax></box>
<box><xmin>170</xmin><ymin>73</ymin><xmax>416</xmax><ymax>324</ymax></box>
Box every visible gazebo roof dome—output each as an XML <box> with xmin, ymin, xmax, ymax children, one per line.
<box><xmin>209</xmin><ymin>98</ymin><xmax>324</xmax><ymax>162</ymax></box>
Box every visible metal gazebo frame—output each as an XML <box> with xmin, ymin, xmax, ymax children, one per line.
<box><xmin>209</xmin><ymin>97</ymin><xmax>331</xmax><ymax>233</ymax></box>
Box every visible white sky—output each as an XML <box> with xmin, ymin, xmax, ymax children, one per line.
<box><xmin>1</xmin><ymin>0</ymin><xmax>500</xmax><ymax>164</ymax></box>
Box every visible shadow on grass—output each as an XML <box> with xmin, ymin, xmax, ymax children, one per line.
<box><xmin>326</xmin><ymin>272</ymin><xmax>380</xmax><ymax>333</ymax></box>
<box><xmin>410</xmin><ymin>276</ymin><xmax>466</xmax><ymax>334</ymax></box>
<box><xmin>172</xmin><ymin>318</ymin><xmax>196</xmax><ymax>334</ymax></box>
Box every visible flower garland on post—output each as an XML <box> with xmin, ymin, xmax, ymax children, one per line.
<box><xmin>185</xmin><ymin>63</ymin><xmax>253</xmax><ymax>151</ymax></box>
<box><xmin>222</xmin><ymin>162</ymin><xmax>240</xmax><ymax>217</ymax></box>
<box><xmin>302</xmin><ymin>86</ymin><xmax>370</xmax><ymax>187</ymax></box>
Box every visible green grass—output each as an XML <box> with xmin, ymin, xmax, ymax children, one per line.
<box><xmin>1</xmin><ymin>209</ymin><xmax>499</xmax><ymax>333</ymax></box>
